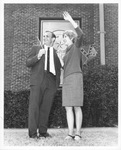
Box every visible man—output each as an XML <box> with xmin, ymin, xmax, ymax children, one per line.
<box><xmin>26</xmin><ymin>31</ymin><xmax>61</xmax><ymax>139</ymax></box>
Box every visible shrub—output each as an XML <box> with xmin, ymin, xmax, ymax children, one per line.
<box><xmin>4</xmin><ymin>65</ymin><xmax>118</xmax><ymax>128</ymax></box>
<box><xmin>4</xmin><ymin>90</ymin><xmax>29</xmax><ymax>128</ymax></box>
<box><xmin>82</xmin><ymin>65</ymin><xmax>118</xmax><ymax>127</ymax></box>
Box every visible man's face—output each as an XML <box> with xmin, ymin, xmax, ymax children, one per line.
<box><xmin>43</xmin><ymin>32</ymin><xmax>54</xmax><ymax>46</ymax></box>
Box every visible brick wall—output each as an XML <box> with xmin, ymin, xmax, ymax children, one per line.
<box><xmin>4</xmin><ymin>4</ymin><xmax>118</xmax><ymax>91</ymax></box>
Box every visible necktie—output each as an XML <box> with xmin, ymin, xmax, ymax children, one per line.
<box><xmin>47</xmin><ymin>47</ymin><xmax>50</xmax><ymax>72</ymax></box>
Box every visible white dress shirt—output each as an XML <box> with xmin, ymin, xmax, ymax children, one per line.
<box><xmin>44</xmin><ymin>45</ymin><xmax>56</xmax><ymax>75</ymax></box>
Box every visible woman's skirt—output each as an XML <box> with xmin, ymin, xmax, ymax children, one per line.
<box><xmin>62</xmin><ymin>73</ymin><xmax>83</xmax><ymax>107</ymax></box>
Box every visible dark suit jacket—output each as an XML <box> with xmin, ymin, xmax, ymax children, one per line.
<box><xmin>26</xmin><ymin>45</ymin><xmax>61</xmax><ymax>88</ymax></box>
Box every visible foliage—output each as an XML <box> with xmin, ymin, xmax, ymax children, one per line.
<box><xmin>83</xmin><ymin>64</ymin><xmax>118</xmax><ymax>127</ymax></box>
<box><xmin>4</xmin><ymin>65</ymin><xmax>118</xmax><ymax>128</ymax></box>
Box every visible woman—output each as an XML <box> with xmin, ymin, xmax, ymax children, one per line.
<box><xmin>59</xmin><ymin>12</ymin><xmax>84</xmax><ymax>141</ymax></box>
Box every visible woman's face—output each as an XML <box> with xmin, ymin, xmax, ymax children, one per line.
<box><xmin>63</xmin><ymin>34</ymin><xmax>72</xmax><ymax>47</ymax></box>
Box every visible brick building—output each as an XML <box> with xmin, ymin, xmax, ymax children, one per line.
<box><xmin>4</xmin><ymin>3</ymin><xmax>118</xmax><ymax>92</ymax></box>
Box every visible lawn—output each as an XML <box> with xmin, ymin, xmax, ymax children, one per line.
<box><xmin>4</xmin><ymin>128</ymin><xmax>118</xmax><ymax>146</ymax></box>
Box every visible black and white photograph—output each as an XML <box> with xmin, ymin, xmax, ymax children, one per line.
<box><xmin>0</xmin><ymin>0</ymin><xmax>120</xmax><ymax>150</ymax></box>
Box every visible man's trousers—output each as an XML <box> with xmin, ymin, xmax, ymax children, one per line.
<box><xmin>28</xmin><ymin>72</ymin><xmax>57</xmax><ymax>137</ymax></box>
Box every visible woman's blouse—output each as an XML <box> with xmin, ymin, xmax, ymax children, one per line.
<box><xmin>63</xmin><ymin>27</ymin><xmax>83</xmax><ymax>78</ymax></box>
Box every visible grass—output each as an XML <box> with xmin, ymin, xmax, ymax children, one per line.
<box><xmin>4</xmin><ymin>128</ymin><xmax>118</xmax><ymax>146</ymax></box>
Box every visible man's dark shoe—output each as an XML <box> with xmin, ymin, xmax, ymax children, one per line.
<box><xmin>39</xmin><ymin>132</ymin><xmax>52</xmax><ymax>138</ymax></box>
<box><xmin>29</xmin><ymin>135</ymin><xmax>38</xmax><ymax>139</ymax></box>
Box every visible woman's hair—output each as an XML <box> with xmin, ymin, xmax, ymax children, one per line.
<box><xmin>63</xmin><ymin>30</ymin><xmax>77</xmax><ymax>43</ymax></box>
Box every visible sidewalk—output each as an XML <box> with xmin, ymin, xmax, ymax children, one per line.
<box><xmin>4</xmin><ymin>127</ymin><xmax>118</xmax><ymax>146</ymax></box>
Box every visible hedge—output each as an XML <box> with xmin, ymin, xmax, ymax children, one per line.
<box><xmin>4</xmin><ymin>64</ymin><xmax>118</xmax><ymax>128</ymax></box>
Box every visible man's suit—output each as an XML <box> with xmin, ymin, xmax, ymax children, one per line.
<box><xmin>26</xmin><ymin>45</ymin><xmax>61</xmax><ymax>137</ymax></box>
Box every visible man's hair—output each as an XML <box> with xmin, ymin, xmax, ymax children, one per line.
<box><xmin>63</xmin><ymin>30</ymin><xmax>77</xmax><ymax>43</ymax></box>
<box><xmin>45</xmin><ymin>31</ymin><xmax>56</xmax><ymax>39</ymax></box>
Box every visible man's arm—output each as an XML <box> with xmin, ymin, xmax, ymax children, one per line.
<box><xmin>26</xmin><ymin>46</ymin><xmax>45</xmax><ymax>67</ymax></box>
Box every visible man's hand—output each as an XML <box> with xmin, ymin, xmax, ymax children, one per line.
<box><xmin>37</xmin><ymin>49</ymin><xmax>46</xmax><ymax>60</ymax></box>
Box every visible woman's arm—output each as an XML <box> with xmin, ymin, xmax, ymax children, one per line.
<box><xmin>63</xmin><ymin>11</ymin><xmax>83</xmax><ymax>35</ymax></box>
<box><xmin>63</xmin><ymin>11</ymin><xmax>83</xmax><ymax>47</ymax></box>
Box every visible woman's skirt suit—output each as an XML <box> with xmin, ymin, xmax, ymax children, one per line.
<box><xmin>62</xmin><ymin>27</ymin><xmax>84</xmax><ymax>107</ymax></box>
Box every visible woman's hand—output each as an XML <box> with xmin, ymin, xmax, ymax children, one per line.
<box><xmin>63</xmin><ymin>11</ymin><xmax>73</xmax><ymax>22</ymax></box>
<box><xmin>63</xmin><ymin>11</ymin><xmax>78</xmax><ymax>28</ymax></box>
